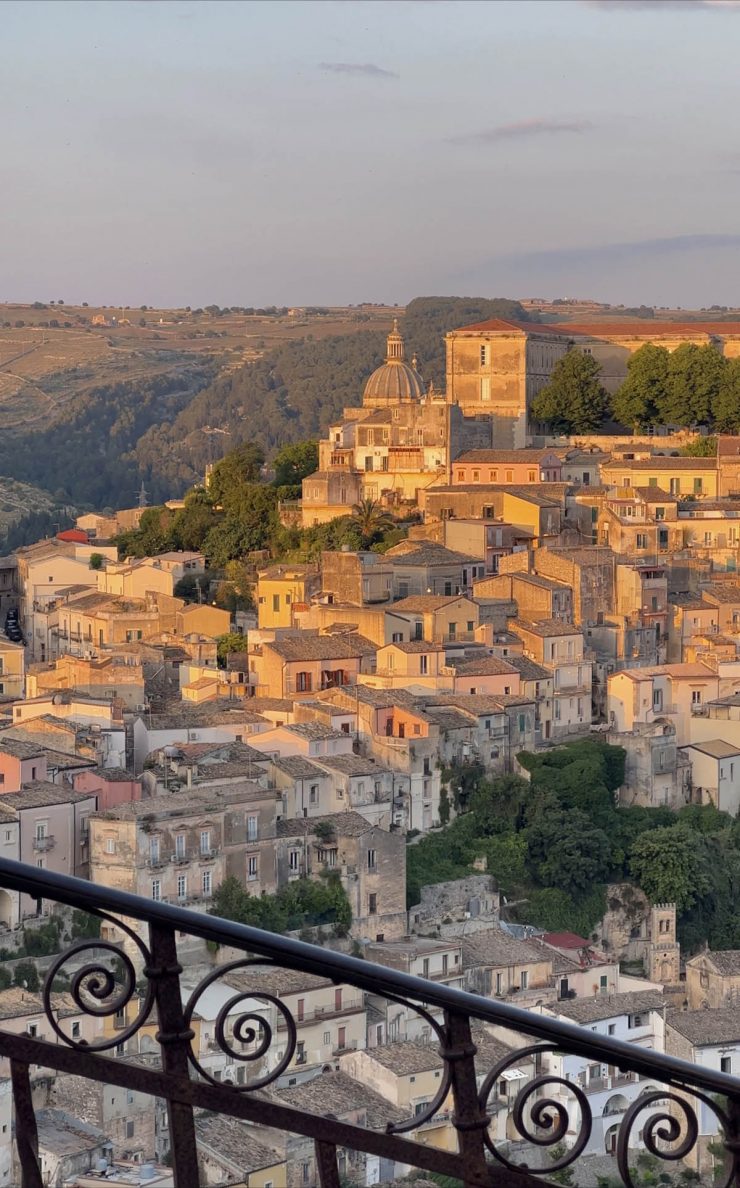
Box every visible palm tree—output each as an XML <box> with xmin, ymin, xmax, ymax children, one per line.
<box><xmin>350</xmin><ymin>498</ymin><xmax>394</xmax><ymax>546</ymax></box>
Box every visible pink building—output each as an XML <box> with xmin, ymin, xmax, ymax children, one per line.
<box><xmin>9</xmin><ymin>783</ymin><xmax>97</xmax><ymax>917</ymax></box>
<box><xmin>0</xmin><ymin>740</ymin><xmax>47</xmax><ymax>794</ymax></box>
<box><xmin>73</xmin><ymin>768</ymin><xmax>143</xmax><ymax>811</ymax></box>
<box><xmin>452</xmin><ymin>449</ymin><xmax>563</xmax><ymax>486</ymax></box>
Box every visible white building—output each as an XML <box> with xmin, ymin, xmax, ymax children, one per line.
<box><xmin>540</xmin><ymin>991</ymin><xmax>667</xmax><ymax>1158</ymax></box>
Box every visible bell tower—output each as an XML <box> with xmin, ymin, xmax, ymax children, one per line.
<box><xmin>647</xmin><ymin>903</ymin><xmax>680</xmax><ymax>985</ymax></box>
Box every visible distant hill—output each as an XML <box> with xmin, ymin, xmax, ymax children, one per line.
<box><xmin>0</xmin><ymin>296</ymin><xmax>532</xmax><ymax>512</ymax></box>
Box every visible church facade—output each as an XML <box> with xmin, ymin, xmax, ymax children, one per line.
<box><xmin>300</xmin><ymin>322</ymin><xmax>491</xmax><ymax>527</ymax></box>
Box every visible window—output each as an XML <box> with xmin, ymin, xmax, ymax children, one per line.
<box><xmin>694</xmin><ymin>478</ymin><xmax>703</xmax><ymax>494</ymax></box>
<box><xmin>151</xmin><ymin>880</ymin><xmax>161</xmax><ymax>901</ymax></box>
<box><xmin>318</xmin><ymin>848</ymin><xmax>336</xmax><ymax>867</ymax></box>
<box><xmin>636</xmin><ymin>533</ymin><xmax>647</xmax><ymax>550</ymax></box>
<box><xmin>175</xmin><ymin>834</ymin><xmax>186</xmax><ymax>859</ymax></box>
<box><xmin>149</xmin><ymin>837</ymin><xmax>160</xmax><ymax>864</ymax></box>
<box><xmin>442</xmin><ymin>954</ymin><xmax>448</xmax><ymax>975</ymax></box>
<box><xmin>126</xmin><ymin>1121</ymin><xmax>135</xmax><ymax>1139</ymax></box>
<box><xmin>506</xmin><ymin>469</ymin><xmax>513</xmax><ymax>482</ymax></box>
<box><xmin>480</xmin><ymin>344</ymin><xmax>489</xmax><ymax>366</ymax></box>
<box><xmin>202</xmin><ymin>870</ymin><xmax>212</xmax><ymax>897</ymax></box>
<box><xmin>721</xmin><ymin>1056</ymin><xmax>732</xmax><ymax>1075</ymax></box>
<box><xmin>600</xmin><ymin>975</ymin><xmax>608</xmax><ymax>990</ymax></box>
<box><xmin>105</xmin><ymin>838</ymin><xmax>116</xmax><ymax>854</ymax></box>
<box><xmin>303</xmin><ymin>1164</ymin><xmax>311</xmax><ymax>1184</ymax></box>
<box><xmin>520</xmin><ymin>971</ymin><xmax>529</xmax><ymax>990</ymax></box>
<box><xmin>27</xmin><ymin>1024</ymin><xmax>37</xmax><ymax>1038</ymax></box>
<box><xmin>247</xmin><ymin>855</ymin><xmax>259</xmax><ymax>881</ymax></box>
<box><xmin>177</xmin><ymin>875</ymin><xmax>187</xmax><ymax>900</ymax></box>
<box><xmin>289</xmin><ymin>849</ymin><xmax>301</xmax><ymax>872</ymax></box>
<box><xmin>296</xmin><ymin>672</ymin><xmax>312</xmax><ymax>693</ymax></box>
<box><xmin>324</xmin><ymin>1031</ymin><xmax>331</xmax><ymax>1045</ymax></box>
<box><xmin>272</xmin><ymin>594</ymin><xmax>280</xmax><ymax>613</ymax></box>
<box><xmin>420</xmin><ymin>654</ymin><xmax>428</xmax><ymax>675</ymax></box>
<box><xmin>367</xmin><ymin>848</ymin><xmax>377</xmax><ymax>871</ymax></box>
<box><xmin>528</xmin><ymin>470</ymin><xmax>536</xmax><ymax>482</ymax></box>
<box><xmin>670</xmin><ymin>478</ymin><xmax>680</xmax><ymax>495</ymax></box>
<box><xmin>71</xmin><ymin>1021</ymin><xmax>80</xmax><ymax>1038</ymax></box>
<box><xmin>368</xmin><ymin>892</ymin><xmax>377</xmax><ymax>914</ymax></box>
<box><xmin>337</xmin><ymin>1025</ymin><xmax>346</xmax><ymax>1050</ymax></box>
<box><xmin>309</xmin><ymin>784</ymin><xmax>318</xmax><ymax>804</ymax></box>
<box><xmin>608</xmin><ymin>1024</ymin><xmax>616</xmax><ymax>1036</ymax></box>
<box><xmin>335</xmin><ymin>987</ymin><xmax>343</xmax><ymax>1011</ymax></box>
<box><xmin>297</xmin><ymin>998</ymin><xmax>305</xmax><ymax>1021</ymax></box>
<box><xmin>692</xmin><ymin>690</ymin><xmax>702</xmax><ymax>706</ymax></box>
<box><xmin>480</xmin><ymin>377</ymin><xmax>491</xmax><ymax>402</ymax></box>
<box><xmin>247</xmin><ymin>815</ymin><xmax>259</xmax><ymax>842</ymax></box>
<box><xmin>200</xmin><ymin>830</ymin><xmax>211</xmax><ymax>855</ymax></box>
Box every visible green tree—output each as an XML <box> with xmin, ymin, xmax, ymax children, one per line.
<box><xmin>526</xmin><ymin>808</ymin><xmax>611</xmax><ymax>895</ymax></box>
<box><xmin>530</xmin><ymin>350</ymin><xmax>608</xmax><ymax>434</ymax></box>
<box><xmin>680</xmin><ymin>436</ymin><xmax>717</xmax><ymax>457</ymax></box>
<box><xmin>272</xmin><ymin>440</ymin><xmax>319</xmax><ymax>486</ymax></box>
<box><xmin>216</xmin><ymin>632</ymin><xmax>246</xmax><ymax>666</ymax></box>
<box><xmin>350</xmin><ymin>498</ymin><xmax>395</xmax><ymax>547</ymax></box>
<box><xmin>204</xmin><ymin>484</ymin><xmax>279</xmax><ymax>565</ymax></box>
<box><xmin>659</xmin><ymin>343</ymin><xmax>726</xmax><ymax>426</ymax></box>
<box><xmin>629</xmin><ymin>825</ymin><xmax>711</xmax><ymax>912</ymax></box>
<box><xmin>89</xmin><ymin>552</ymin><xmax>104</xmax><ymax>570</ymax></box>
<box><xmin>208</xmin><ymin>444</ymin><xmax>265</xmax><ymax>504</ymax></box>
<box><xmin>611</xmin><ymin>344</ymin><xmax>670</xmax><ymax>430</ymax></box>
<box><xmin>713</xmin><ymin>358</ymin><xmax>740</xmax><ymax>432</ymax></box>
<box><xmin>14</xmin><ymin>960</ymin><xmax>40</xmax><ymax>992</ymax></box>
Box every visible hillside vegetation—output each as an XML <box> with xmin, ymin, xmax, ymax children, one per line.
<box><xmin>408</xmin><ymin>740</ymin><xmax>740</xmax><ymax>952</ymax></box>
<box><xmin>0</xmin><ymin>297</ymin><xmax>530</xmax><ymax>532</ymax></box>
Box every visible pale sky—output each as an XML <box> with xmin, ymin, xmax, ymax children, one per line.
<box><xmin>2</xmin><ymin>0</ymin><xmax>740</xmax><ymax>309</ymax></box>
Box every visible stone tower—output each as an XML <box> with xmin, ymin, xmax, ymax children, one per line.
<box><xmin>647</xmin><ymin>903</ymin><xmax>680</xmax><ymax>985</ymax></box>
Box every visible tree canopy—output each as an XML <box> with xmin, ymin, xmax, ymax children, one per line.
<box><xmin>407</xmin><ymin>740</ymin><xmax>740</xmax><ymax>952</ymax></box>
<box><xmin>611</xmin><ymin>341</ymin><xmax>740</xmax><ymax>432</ymax></box>
<box><xmin>530</xmin><ymin>350</ymin><xmax>609</xmax><ymax>434</ymax></box>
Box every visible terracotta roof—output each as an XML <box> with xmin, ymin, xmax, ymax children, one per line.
<box><xmin>553</xmin><ymin>990</ymin><xmax>665</xmax><ymax>1024</ymax></box>
<box><xmin>506</xmin><ymin>656</ymin><xmax>552</xmax><ymax>682</ymax></box>
<box><xmin>455</xmin><ymin>449</ymin><xmax>561</xmax><ymax>465</ymax></box>
<box><xmin>385</xmin><ymin>540</ymin><xmax>480</xmax><ymax>565</ymax></box>
<box><xmin>386</xmin><ymin>640</ymin><xmax>445</xmax><ymax>653</ymax></box>
<box><xmin>392</xmin><ymin>595</ymin><xmax>472</xmax><ymax>612</ymax></box>
<box><xmin>453</xmin><ymin>317</ymin><xmax>740</xmax><ymax>337</ymax></box>
<box><xmin>451</xmin><ymin>657</ymin><xmax>518</xmax><ymax>677</ymax></box>
<box><xmin>194</xmin><ymin>1115</ymin><xmax>283</xmax><ymax>1173</ymax></box>
<box><xmin>461</xmin><ymin>928</ymin><xmax>553</xmax><ymax>970</ymax></box>
<box><xmin>514</xmin><ymin>618</ymin><xmax>584</xmax><ymax>638</ymax></box>
<box><xmin>8</xmin><ymin>782</ymin><xmax>95</xmax><ymax>809</ymax></box>
<box><xmin>272</xmin><ymin>1069</ymin><xmax>404</xmax><ymax>1129</ymax></box>
<box><xmin>276</xmin><ymin>810</ymin><xmax>375</xmax><ymax>838</ymax></box>
<box><xmin>667</xmin><ymin>1008</ymin><xmax>740</xmax><ymax>1047</ymax></box>
<box><xmin>543</xmin><ymin>931</ymin><xmax>591</xmax><ymax>950</ymax></box>
<box><xmin>265</xmin><ymin>632</ymin><xmax>377</xmax><ymax>661</ymax></box>
<box><xmin>602</xmin><ymin>457</ymin><xmax>717</xmax><ymax>471</ymax></box>
<box><xmin>692</xmin><ymin>949</ymin><xmax>740</xmax><ymax>976</ymax></box>
<box><xmin>362</xmin><ymin>1041</ymin><xmax>444</xmax><ymax>1075</ymax></box>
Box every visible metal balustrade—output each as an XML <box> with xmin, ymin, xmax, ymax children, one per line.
<box><xmin>0</xmin><ymin>857</ymin><xmax>739</xmax><ymax>1188</ymax></box>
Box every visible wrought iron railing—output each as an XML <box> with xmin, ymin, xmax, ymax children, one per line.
<box><xmin>0</xmin><ymin>857</ymin><xmax>739</xmax><ymax>1188</ymax></box>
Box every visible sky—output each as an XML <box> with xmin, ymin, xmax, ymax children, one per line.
<box><xmin>2</xmin><ymin>0</ymin><xmax>740</xmax><ymax>309</ymax></box>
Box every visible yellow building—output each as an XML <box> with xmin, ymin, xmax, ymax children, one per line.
<box><xmin>256</xmin><ymin>564</ymin><xmax>320</xmax><ymax>629</ymax></box>
<box><xmin>601</xmin><ymin>457</ymin><xmax>718</xmax><ymax>499</ymax></box>
<box><xmin>0</xmin><ymin>637</ymin><xmax>24</xmax><ymax>700</ymax></box>
<box><xmin>175</xmin><ymin>603</ymin><xmax>231</xmax><ymax>638</ymax></box>
<box><xmin>339</xmin><ymin>1043</ymin><xmax>456</xmax><ymax>1152</ymax></box>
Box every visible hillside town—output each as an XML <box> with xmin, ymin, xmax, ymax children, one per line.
<box><xmin>3</xmin><ymin>314</ymin><xmax>740</xmax><ymax>1186</ymax></box>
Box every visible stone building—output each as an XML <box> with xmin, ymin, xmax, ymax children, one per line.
<box><xmin>686</xmin><ymin>949</ymin><xmax>740</xmax><ymax>1009</ymax></box>
<box><xmin>275</xmin><ymin>811</ymin><xmax>406</xmax><ymax>941</ymax></box>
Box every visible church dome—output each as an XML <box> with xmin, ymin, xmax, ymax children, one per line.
<box><xmin>363</xmin><ymin>320</ymin><xmax>425</xmax><ymax>406</ymax></box>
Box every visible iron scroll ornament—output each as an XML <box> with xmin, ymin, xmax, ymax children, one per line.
<box><xmin>477</xmin><ymin>1043</ymin><xmax>593</xmax><ymax>1174</ymax></box>
<box><xmin>617</xmin><ymin>1089</ymin><xmax>739</xmax><ymax>1188</ymax></box>
<box><xmin>42</xmin><ymin>911</ymin><xmax>154</xmax><ymax>1052</ymax></box>
<box><xmin>182</xmin><ymin>959</ymin><xmax>298</xmax><ymax>1091</ymax></box>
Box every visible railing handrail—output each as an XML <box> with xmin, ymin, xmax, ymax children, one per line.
<box><xmin>1</xmin><ymin>856</ymin><xmax>739</xmax><ymax>1104</ymax></box>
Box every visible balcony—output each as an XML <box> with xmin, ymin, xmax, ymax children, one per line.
<box><xmin>0</xmin><ymin>857</ymin><xmax>739</xmax><ymax>1188</ymax></box>
<box><xmin>32</xmin><ymin>835</ymin><xmax>55</xmax><ymax>853</ymax></box>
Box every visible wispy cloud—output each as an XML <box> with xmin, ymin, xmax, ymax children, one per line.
<box><xmin>490</xmin><ymin>233</ymin><xmax>740</xmax><ymax>271</ymax></box>
<box><xmin>583</xmin><ymin>1</ymin><xmax>740</xmax><ymax>10</ymax></box>
<box><xmin>318</xmin><ymin>62</ymin><xmax>399</xmax><ymax>80</ymax></box>
<box><xmin>447</xmin><ymin>119</ymin><xmax>592</xmax><ymax>146</ymax></box>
